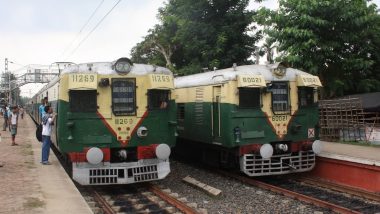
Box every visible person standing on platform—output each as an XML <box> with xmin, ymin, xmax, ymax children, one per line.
<box><xmin>9</xmin><ymin>106</ymin><xmax>18</xmax><ymax>146</ymax></box>
<box><xmin>41</xmin><ymin>106</ymin><xmax>56</xmax><ymax>165</ymax></box>
<box><xmin>19</xmin><ymin>106</ymin><xmax>24</xmax><ymax>119</ymax></box>
<box><xmin>1</xmin><ymin>106</ymin><xmax>8</xmax><ymax>131</ymax></box>
<box><xmin>7</xmin><ymin>106</ymin><xmax>11</xmax><ymax>131</ymax></box>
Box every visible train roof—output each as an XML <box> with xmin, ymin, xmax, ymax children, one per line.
<box><xmin>175</xmin><ymin>63</ymin><xmax>317</xmax><ymax>88</ymax></box>
<box><xmin>61</xmin><ymin>61</ymin><xmax>172</xmax><ymax>76</ymax></box>
<box><xmin>32</xmin><ymin>60</ymin><xmax>172</xmax><ymax>99</ymax></box>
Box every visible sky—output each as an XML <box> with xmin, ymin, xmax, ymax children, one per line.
<box><xmin>0</xmin><ymin>0</ymin><xmax>379</xmax><ymax>97</ymax></box>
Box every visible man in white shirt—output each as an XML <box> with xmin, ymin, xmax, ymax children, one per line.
<box><xmin>41</xmin><ymin>106</ymin><xmax>56</xmax><ymax>165</ymax></box>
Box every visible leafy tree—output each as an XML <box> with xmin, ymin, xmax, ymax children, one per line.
<box><xmin>258</xmin><ymin>0</ymin><xmax>380</xmax><ymax>97</ymax></box>
<box><xmin>261</xmin><ymin>37</ymin><xmax>277</xmax><ymax>64</ymax></box>
<box><xmin>131</xmin><ymin>22</ymin><xmax>178</xmax><ymax>71</ymax></box>
<box><xmin>131</xmin><ymin>0</ymin><xmax>260</xmax><ymax>75</ymax></box>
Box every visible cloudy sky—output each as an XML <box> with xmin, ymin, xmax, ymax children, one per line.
<box><xmin>0</xmin><ymin>0</ymin><xmax>378</xmax><ymax>96</ymax></box>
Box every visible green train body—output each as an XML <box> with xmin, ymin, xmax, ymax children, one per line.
<box><xmin>29</xmin><ymin>58</ymin><xmax>176</xmax><ymax>185</ymax></box>
<box><xmin>174</xmin><ymin>63</ymin><xmax>322</xmax><ymax>176</ymax></box>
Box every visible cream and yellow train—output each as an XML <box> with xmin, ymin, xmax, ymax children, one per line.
<box><xmin>29</xmin><ymin>58</ymin><xmax>177</xmax><ymax>185</ymax></box>
<box><xmin>174</xmin><ymin>63</ymin><xmax>322</xmax><ymax>176</ymax></box>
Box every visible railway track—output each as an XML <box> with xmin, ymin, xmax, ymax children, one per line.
<box><xmin>90</xmin><ymin>183</ymin><xmax>199</xmax><ymax>214</ymax></box>
<box><xmin>42</xmin><ymin>120</ymin><xmax>200</xmax><ymax>214</ymax></box>
<box><xmin>217</xmin><ymin>170</ymin><xmax>380</xmax><ymax>214</ymax></box>
<box><xmin>296</xmin><ymin>176</ymin><xmax>380</xmax><ymax>203</ymax></box>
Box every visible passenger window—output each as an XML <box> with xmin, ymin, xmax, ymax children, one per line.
<box><xmin>69</xmin><ymin>90</ymin><xmax>97</xmax><ymax>112</ymax></box>
<box><xmin>271</xmin><ymin>82</ymin><xmax>290</xmax><ymax>112</ymax></box>
<box><xmin>112</xmin><ymin>79</ymin><xmax>136</xmax><ymax>116</ymax></box>
<box><xmin>177</xmin><ymin>103</ymin><xmax>185</xmax><ymax>121</ymax></box>
<box><xmin>299</xmin><ymin>87</ymin><xmax>314</xmax><ymax>107</ymax></box>
<box><xmin>239</xmin><ymin>88</ymin><xmax>261</xmax><ymax>108</ymax></box>
<box><xmin>148</xmin><ymin>90</ymin><xmax>170</xmax><ymax>110</ymax></box>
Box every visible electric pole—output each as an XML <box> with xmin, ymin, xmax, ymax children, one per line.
<box><xmin>4</xmin><ymin>58</ymin><xmax>11</xmax><ymax>105</ymax></box>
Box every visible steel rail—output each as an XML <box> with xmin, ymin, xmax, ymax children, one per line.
<box><xmin>217</xmin><ymin>171</ymin><xmax>360</xmax><ymax>214</ymax></box>
<box><xmin>92</xmin><ymin>189</ymin><xmax>116</xmax><ymax>214</ymax></box>
<box><xmin>147</xmin><ymin>183</ymin><xmax>199</xmax><ymax>214</ymax></box>
<box><xmin>297</xmin><ymin>176</ymin><xmax>380</xmax><ymax>203</ymax></box>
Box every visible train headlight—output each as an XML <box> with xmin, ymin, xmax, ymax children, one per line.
<box><xmin>260</xmin><ymin>144</ymin><xmax>273</xmax><ymax>159</ymax></box>
<box><xmin>312</xmin><ymin>140</ymin><xmax>322</xmax><ymax>154</ymax></box>
<box><xmin>137</xmin><ymin>126</ymin><xmax>148</xmax><ymax>138</ymax></box>
<box><xmin>86</xmin><ymin>147</ymin><xmax>103</xmax><ymax>165</ymax></box>
<box><xmin>155</xmin><ymin>144</ymin><xmax>171</xmax><ymax>160</ymax></box>
<box><xmin>113</xmin><ymin>57</ymin><xmax>133</xmax><ymax>74</ymax></box>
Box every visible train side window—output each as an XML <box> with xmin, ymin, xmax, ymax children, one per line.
<box><xmin>177</xmin><ymin>103</ymin><xmax>185</xmax><ymax>121</ymax></box>
<box><xmin>69</xmin><ymin>90</ymin><xmax>97</xmax><ymax>112</ymax></box>
<box><xmin>148</xmin><ymin>90</ymin><xmax>170</xmax><ymax>110</ymax></box>
<box><xmin>271</xmin><ymin>82</ymin><xmax>290</xmax><ymax>112</ymax></box>
<box><xmin>112</xmin><ymin>78</ymin><xmax>136</xmax><ymax>116</ymax></box>
<box><xmin>298</xmin><ymin>87</ymin><xmax>314</xmax><ymax>107</ymax></box>
<box><xmin>239</xmin><ymin>88</ymin><xmax>261</xmax><ymax>108</ymax></box>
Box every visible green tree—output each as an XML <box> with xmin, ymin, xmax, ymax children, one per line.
<box><xmin>131</xmin><ymin>22</ymin><xmax>177</xmax><ymax>71</ymax></box>
<box><xmin>258</xmin><ymin>0</ymin><xmax>380</xmax><ymax>97</ymax></box>
<box><xmin>131</xmin><ymin>0</ymin><xmax>261</xmax><ymax>75</ymax></box>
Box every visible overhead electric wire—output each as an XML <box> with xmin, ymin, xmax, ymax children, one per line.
<box><xmin>58</xmin><ymin>0</ymin><xmax>105</xmax><ymax>60</ymax></box>
<box><xmin>66</xmin><ymin>0</ymin><xmax>122</xmax><ymax>59</ymax></box>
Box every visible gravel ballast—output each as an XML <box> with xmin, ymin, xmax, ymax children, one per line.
<box><xmin>154</xmin><ymin>160</ymin><xmax>333</xmax><ymax>214</ymax></box>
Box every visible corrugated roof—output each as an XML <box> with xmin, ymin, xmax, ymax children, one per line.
<box><xmin>340</xmin><ymin>92</ymin><xmax>380</xmax><ymax>112</ymax></box>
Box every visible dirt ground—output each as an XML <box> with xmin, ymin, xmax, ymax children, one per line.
<box><xmin>0</xmin><ymin>115</ymin><xmax>45</xmax><ymax>214</ymax></box>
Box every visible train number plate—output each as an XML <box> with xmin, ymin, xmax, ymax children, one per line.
<box><xmin>271</xmin><ymin>115</ymin><xmax>288</xmax><ymax>121</ymax></box>
<box><xmin>68</xmin><ymin>74</ymin><xmax>97</xmax><ymax>89</ymax></box>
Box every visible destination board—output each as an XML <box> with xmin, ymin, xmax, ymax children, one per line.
<box><xmin>148</xmin><ymin>74</ymin><xmax>174</xmax><ymax>89</ymax></box>
<box><xmin>237</xmin><ymin>74</ymin><xmax>266</xmax><ymax>87</ymax></box>
<box><xmin>68</xmin><ymin>74</ymin><xmax>97</xmax><ymax>89</ymax></box>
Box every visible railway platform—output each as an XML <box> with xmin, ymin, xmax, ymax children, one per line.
<box><xmin>0</xmin><ymin>115</ymin><xmax>92</xmax><ymax>214</ymax></box>
<box><xmin>310</xmin><ymin>141</ymin><xmax>380</xmax><ymax>193</ymax></box>
<box><xmin>320</xmin><ymin>140</ymin><xmax>380</xmax><ymax>163</ymax></box>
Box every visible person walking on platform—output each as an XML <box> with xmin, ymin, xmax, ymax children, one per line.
<box><xmin>41</xmin><ymin>106</ymin><xmax>56</xmax><ymax>165</ymax></box>
<box><xmin>1</xmin><ymin>106</ymin><xmax>8</xmax><ymax>131</ymax></box>
<box><xmin>9</xmin><ymin>106</ymin><xmax>19</xmax><ymax>146</ymax></box>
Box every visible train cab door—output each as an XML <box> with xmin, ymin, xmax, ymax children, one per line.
<box><xmin>212</xmin><ymin>86</ymin><xmax>221</xmax><ymax>142</ymax></box>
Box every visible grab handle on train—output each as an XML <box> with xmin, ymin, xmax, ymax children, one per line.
<box><xmin>168</xmin><ymin>121</ymin><xmax>177</xmax><ymax>125</ymax></box>
<box><xmin>66</xmin><ymin>121</ymin><xmax>75</xmax><ymax>140</ymax></box>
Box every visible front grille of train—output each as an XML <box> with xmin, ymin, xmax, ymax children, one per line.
<box><xmin>89</xmin><ymin>169</ymin><xmax>118</xmax><ymax>184</ymax></box>
<box><xmin>88</xmin><ymin>165</ymin><xmax>159</xmax><ymax>184</ymax></box>
<box><xmin>132</xmin><ymin>165</ymin><xmax>158</xmax><ymax>182</ymax></box>
<box><xmin>241</xmin><ymin>151</ymin><xmax>315</xmax><ymax>176</ymax></box>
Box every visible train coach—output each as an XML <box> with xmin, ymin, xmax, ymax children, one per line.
<box><xmin>29</xmin><ymin>58</ymin><xmax>176</xmax><ymax>185</ymax></box>
<box><xmin>174</xmin><ymin>62</ymin><xmax>322</xmax><ymax>176</ymax></box>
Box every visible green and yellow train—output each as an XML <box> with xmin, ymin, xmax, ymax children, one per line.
<box><xmin>29</xmin><ymin>58</ymin><xmax>177</xmax><ymax>185</ymax></box>
<box><xmin>174</xmin><ymin>63</ymin><xmax>322</xmax><ymax>176</ymax></box>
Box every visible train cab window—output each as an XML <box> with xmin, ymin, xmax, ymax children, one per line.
<box><xmin>271</xmin><ymin>82</ymin><xmax>290</xmax><ymax>112</ymax></box>
<box><xmin>69</xmin><ymin>90</ymin><xmax>97</xmax><ymax>112</ymax></box>
<box><xmin>299</xmin><ymin>87</ymin><xmax>314</xmax><ymax>107</ymax></box>
<box><xmin>148</xmin><ymin>89</ymin><xmax>170</xmax><ymax>110</ymax></box>
<box><xmin>112</xmin><ymin>79</ymin><xmax>136</xmax><ymax>116</ymax></box>
<box><xmin>239</xmin><ymin>88</ymin><xmax>261</xmax><ymax>108</ymax></box>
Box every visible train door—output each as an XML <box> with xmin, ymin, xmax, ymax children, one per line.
<box><xmin>212</xmin><ymin>86</ymin><xmax>221</xmax><ymax>141</ymax></box>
